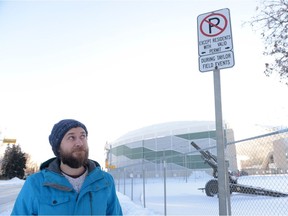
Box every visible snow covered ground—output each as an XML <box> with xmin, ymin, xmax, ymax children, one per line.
<box><xmin>1</xmin><ymin>173</ymin><xmax>288</xmax><ymax>215</ymax></box>
<box><xmin>115</xmin><ymin>172</ymin><xmax>288</xmax><ymax>215</ymax></box>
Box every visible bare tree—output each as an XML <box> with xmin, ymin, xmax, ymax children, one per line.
<box><xmin>25</xmin><ymin>153</ymin><xmax>39</xmax><ymax>176</ymax></box>
<box><xmin>250</xmin><ymin>0</ymin><xmax>288</xmax><ymax>84</ymax></box>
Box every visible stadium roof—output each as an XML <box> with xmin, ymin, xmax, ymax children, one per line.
<box><xmin>112</xmin><ymin>121</ymin><xmax>216</xmax><ymax>145</ymax></box>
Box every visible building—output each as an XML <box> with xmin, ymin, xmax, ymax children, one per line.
<box><xmin>106</xmin><ymin>121</ymin><xmax>237</xmax><ymax>178</ymax></box>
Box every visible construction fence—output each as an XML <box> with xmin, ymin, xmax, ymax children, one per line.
<box><xmin>109</xmin><ymin>128</ymin><xmax>288</xmax><ymax>215</ymax></box>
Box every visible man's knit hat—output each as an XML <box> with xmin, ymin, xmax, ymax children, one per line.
<box><xmin>49</xmin><ymin>119</ymin><xmax>88</xmax><ymax>157</ymax></box>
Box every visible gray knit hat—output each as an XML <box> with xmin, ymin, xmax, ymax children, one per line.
<box><xmin>49</xmin><ymin>119</ymin><xmax>88</xmax><ymax>157</ymax></box>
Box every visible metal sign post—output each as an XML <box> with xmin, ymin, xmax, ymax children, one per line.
<box><xmin>213</xmin><ymin>68</ymin><xmax>231</xmax><ymax>215</ymax></box>
<box><xmin>197</xmin><ymin>8</ymin><xmax>235</xmax><ymax>216</ymax></box>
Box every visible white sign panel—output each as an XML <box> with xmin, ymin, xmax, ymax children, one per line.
<box><xmin>199</xmin><ymin>51</ymin><xmax>234</xmax><ymax>72</ymax></box>
<box><xmin>197</xmin><ymin>8</ymin><xmax>235</xmax><ymax>72</ymax></box>
<box><xmin>197</xmin><ymin>8</ymin><xmax>233</xmax><ymax>56</ymax></box>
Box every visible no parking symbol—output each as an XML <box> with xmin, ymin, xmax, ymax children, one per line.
<box><xmin>200</xmin><ymin>13</ymin><xmax>228</xmax><ymax>37</ymax></box>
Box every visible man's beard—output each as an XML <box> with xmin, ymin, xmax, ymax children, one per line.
<box><xmin>59</xmin><ymin>147</ymin><xmax>89</xmax><ymax>168</ymax></box>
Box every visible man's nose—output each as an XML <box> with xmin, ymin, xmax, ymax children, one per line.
<box><xmin>75</xmin><ymin>137</ymin><xmax>84</xmax><ymax>147</ymax></box>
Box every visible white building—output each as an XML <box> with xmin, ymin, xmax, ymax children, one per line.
<box><xmin>107</xmin><ymin>121</ymin><xmax>237</xmax><ymax>177</ymax></box>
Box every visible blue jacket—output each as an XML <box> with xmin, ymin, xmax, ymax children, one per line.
<box><xmin>11</xmin><ymin>158</ymin><xmax>123</xmax><ymax>215</ymax></box>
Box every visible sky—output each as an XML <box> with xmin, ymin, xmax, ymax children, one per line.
<box><xmin>1</xmin><ymin>0</ymin><xmax>288</xmax><ymax>166</ymax></box>
<box><xmin>1</xmin><ymin>173</ymin><xmax>288</xmax><ymax>215</ymax></box>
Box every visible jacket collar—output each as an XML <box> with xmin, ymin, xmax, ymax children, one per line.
<box><xmin>41</xmin><ymin>158</ymin><xmax>105</xmax><ymax>192</ymax></box>
<box><xmin>40</xmin><ymin>157</ymin><xmax>101</xmax><ymax>174</ymax></box>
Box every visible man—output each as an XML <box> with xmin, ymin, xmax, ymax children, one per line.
<box><xmin>12</xmin><ymin>119</ymin><xmax>123</xmax><ymax>215</ymax></box>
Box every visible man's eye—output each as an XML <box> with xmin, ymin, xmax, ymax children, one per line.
<box><xmin>81</xmin><ymin>135</ymin><xmax>87</xmax><ymax>139</ymax></box>
<box><xmin>68</xmin><ymin>136</ymin><xmax>75</xmax><ymax>140</ymax></box>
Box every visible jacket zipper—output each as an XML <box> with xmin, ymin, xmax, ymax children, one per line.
<box><xmin>89</xmin><ymin>192</ymin><xmax>93</xmax><ymax>215</ymax></box>
<box><xmin>76</xmin><ymin>193</ymin><xmax>79</xmax><ymax>202</ymax></box>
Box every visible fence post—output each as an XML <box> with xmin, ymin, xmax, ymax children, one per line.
<box><xmin>130</xmin><ymin>172</ymin><xmax>134</xmax><ymax>201</ymax></box>
<box><xmin>142</xmin><ymin>168</ymin><xmax>146</xmax><ymax>208</ymax></box>
<box><xmin>185</xmin><ymin>154</ymin><xmax>188</xmax><ymax>183</ymax></box>
<box><xmin>118</xmin><ymin>170</ymin><xmax>120</xmax><ymax>192</ymax></box>
<box><xmin>163</xmin><ymin>160</ymin><xmax>167</xmax><ymax>216</ymax></box>
<box><xmin>142</xmin><ymin>140</ymin><xmax>146</xmax><ymax>208</ymax></box>
<box><xmin>124</xmin><ymin>168</ymin><xmax>126</xmax><ymax>195</ymax></box>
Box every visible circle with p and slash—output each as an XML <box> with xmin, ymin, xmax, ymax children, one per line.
<box><xmin>200</xmin><ymin>13</ymin><xmax>228</xmax><ymax>37</ymax></box>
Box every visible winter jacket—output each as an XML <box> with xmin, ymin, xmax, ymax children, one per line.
<box><xmin>11</xmin><ymin>158</ymin><xmax>123</xmax><ymax>215</ymax></box>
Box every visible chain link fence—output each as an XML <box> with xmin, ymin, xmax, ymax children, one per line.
<box><xmin>228</xmin><ymin>128</ymin><xmax>288</xmax><ymax>215</ymax></box>
<box><xmin>109</xmin><ymin>128</ymin><xmax>288</xmax><ymax>215</ymax></box>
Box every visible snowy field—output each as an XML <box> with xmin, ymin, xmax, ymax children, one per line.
<box><xmin>115</xmin><ymin>172</ymin><xmax>288</xmax><ymax>215</ymax></box>
<box><xmin>1</xmin><ymin>173</ymin><xmax>288</xmax><ymax>215</ymax></box>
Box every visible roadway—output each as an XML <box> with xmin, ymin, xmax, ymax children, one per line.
<box><xmin>0</xmin><ymin>183</ymin><xmax>22</xmax><ymax>215</ymax></box>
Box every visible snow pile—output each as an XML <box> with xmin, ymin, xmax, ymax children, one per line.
<box><xmin>118</xmin><ymin>192</ymin><xmax>157</xmax><ymax>215</ymax></box>
<box><xmin>0</xmin><ymin>177</ymin><xmax>25</xmax><ymax>185</ymax></box>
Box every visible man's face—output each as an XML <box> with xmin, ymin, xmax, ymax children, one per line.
<box><xmin>59</xmin><ymin>127</ymin><xmax>89</xmax><ymax>168</ymax></box>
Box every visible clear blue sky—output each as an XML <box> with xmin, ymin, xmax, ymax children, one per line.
<box><xmin>0</xmin><ymin>0</ymin><xmax>287</xmax><ymax>166</ymax></box>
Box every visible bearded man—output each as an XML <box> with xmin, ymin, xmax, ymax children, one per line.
<box><xmin>12</xmin><ymin>119</ymin><xmax>123</xmax><ymax>215</ymax></box>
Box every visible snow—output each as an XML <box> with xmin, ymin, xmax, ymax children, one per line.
<box><xmin>0</xmin><ymin>177</ymin><xmax>25</xmax><ymax>185</ymax></box>
<box><xmin>1</xmin><ymin>173</ymin><xmax>288</xmax><ymax>215</ymax></box>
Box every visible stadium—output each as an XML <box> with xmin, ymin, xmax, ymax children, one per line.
<box><xmin>105</xmin><ymin>121</ymin><xmax>237</xmax><ymax>178</ymax></box>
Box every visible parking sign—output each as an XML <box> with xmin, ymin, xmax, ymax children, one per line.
<box><xmin>197</xmin><ymin>8</ymin><xmax>234</xmax><ymax>72</ymax></box>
